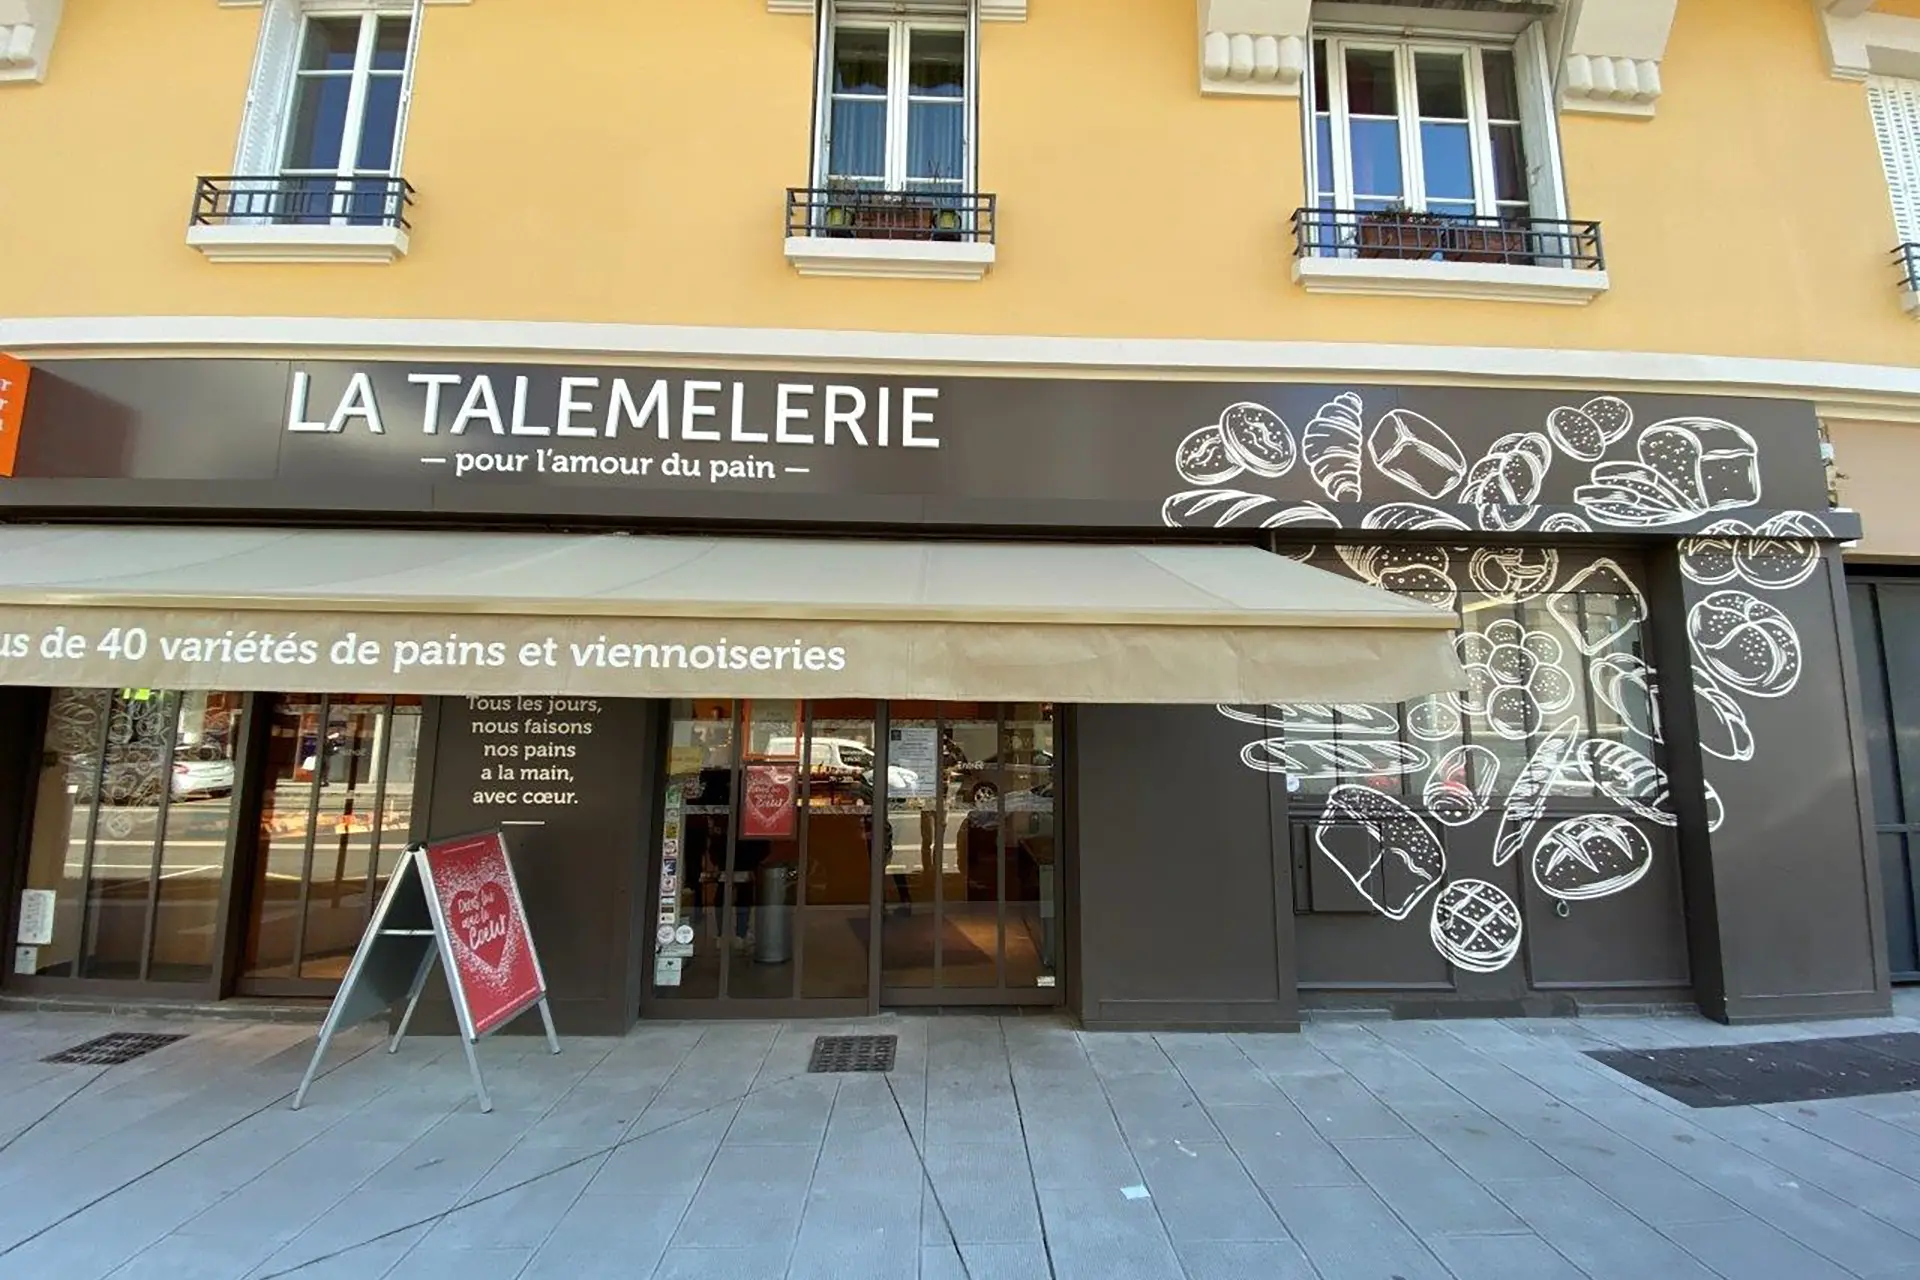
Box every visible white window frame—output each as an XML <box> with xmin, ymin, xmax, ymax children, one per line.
<box><xmin>814</xmin><ymin>15</ymin><xmax>973</xmax><ymax>193</ymax></box>
<box><xmin>276</xmin><ymin>9</ymin><xmax>415</xmax><ymax>225</ymax></box>
<box><xmin>1307</xmin><ymin>34</ymin><xmax>1525</xmax><ymax>226</ymax></box>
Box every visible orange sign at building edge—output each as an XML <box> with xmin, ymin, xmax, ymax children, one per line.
<box><xmin>0</xmin><ymin>353</ymin><xmax>30</xmax><ymax>478</ymax></box>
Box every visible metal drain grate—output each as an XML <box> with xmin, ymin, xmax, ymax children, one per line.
<box><xmin>1587</xmin><ymin>1032</ymin><xmax>1920</xmax><ymax>1108</ymax></box>
<box><xmin>808</xmin><ymin>1034</ymin><xmax>897</xmax><ymax>1074</ymax></box>
<box><xmin>43</xmin><ymin>1031</ymin><xmax>186</xmax><ymax>1066</ymax></box>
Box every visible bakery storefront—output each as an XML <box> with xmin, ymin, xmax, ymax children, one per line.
<box><xmin>0</xmin><ymin>357</ymin><xmax>1895</xmax><ymax>1032</ymax></box>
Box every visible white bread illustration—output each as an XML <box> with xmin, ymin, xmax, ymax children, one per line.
<box><xmin>1423</xmin><ymin>745</ymin><xmax>1500</xmax><ymax>827</ymax></box>
<box><xmin>1315</xmin><ymin>784</ymin><xmax>1446</xmax><ymax>921</ymax></box>
<box><xmin>1360</xmin><ymin>501</ymin><xmax>1472</xmax><ymax>532</ymax></box>
<box><xmin>1531</xmin><ymin>814</ymin><xmax>1654</xmax><ymax>902</ymax></box>
<box><xmin>1492</xmin><ymin>718</ymin><xmax>1583</xmax><ymax>867</ymax></box>
<box><xmin>1303</xmin><ymin>392</ymin><xmax>1365</xmax><ymax>503</ymax></box>
<box><xmin>1575</xmin><ymin>739</ymin><xmax>1675</xmax><ymax>825</ymax></box>
<box><xmin>1261</xmin><ymin>500</ymin><xmax>1341</xmax><ymax>530</ymax></box>
<box><xmin>1590</xmin><ymin>652</ymin><xmax>1662</xmax><ymax>743</ymax></box>
<box><xmin>1468</xmin><ymin>547</ymin><xmax>1560</xmax><ymax>603</ymax></box>
<box><xmin>1175</xmin><ymin>423</ymin><xmax>1245</xmax><ymax>486</ymax></box>
<box><xmin>1429</xmin><ymin>880</ymin><xmax>1523</xmax><ymax>973</ymax></box>
<box><xmin>1462</xmin><ymin>432</ymin><xmax>1552</xmax><ymax>531</ymax></box>
<box><xmin>1368</xmin><ymin>409</ymin><xmax>1467</xmax><ymax>500</ymax></box>
<box><xmin>1161</xmin><ymin>489</ymin><xmax>1274</xmax><ymax>528</ymax></box>
<box><xmin>1688</xmin><ymin>590</ymin><xmax>1802</xmax><ymax>698</ymax></box>
<box><xmin>1546</xmin><ymin>396</ymin><xmax>1632</xmax><ymax>463</ymax></box>
<box><xmin>1241</xmin><ymin>737</ymin><xmax>1431</xmax><ymax>780</ymax></box>
<box><xmin>1695</xmin><ymin>681</ymin><xmax>1755</xmax><ymax>762</ymax></box>
<box><xmin>1219</xmin><ymin>402</ymin><xmax>1298</xmax><ymax>478</ymax></box>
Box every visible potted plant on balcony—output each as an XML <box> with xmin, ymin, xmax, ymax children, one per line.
<box><xmin>1355</xmin><ymin>202</ymin><xmax>1451</xmax><ymax>261</ymax></box>
<box><xmin>1452</xmin><ymin>217</ymin><xmax>1533</xmax><ymax>265</ymax></box>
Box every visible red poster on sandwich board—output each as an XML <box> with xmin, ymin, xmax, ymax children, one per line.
<box><xmin>741</xmin><ymin>761</ymin><xmax>798</xmax><ymax>839</ymax></box>
<box><xmin>420</xmin><ymin>831</ymin><xmax>547</xmax><ymax>1038</ymax></box>
<box><xmin>290</xmin><ymin>828</ymin><xmax>557</xmax><ymax>1114</ymax></box>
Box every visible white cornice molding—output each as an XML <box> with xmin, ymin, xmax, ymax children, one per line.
<box><xmin>767</xmin><ymin>2</ymin><xmax>1028</xmax><ymax>19</ymax></box>
<box><xmin>0</xmin><ymin>0</ymin><xmax>62</xmax><ymax>86</ymax></box>
<box><xmin>9</xmin><ymin>317</ymin><xmax>1920</xmax><ymax>421</ymax></box>
<box><xmin>1198</xmin><ymin>0</ymin><xmax>1309</xmax><ymax>98</ymax></box>
<box><xmin>1548</xmin><ymin>0</ymin><xmax>1677</xmax><ymax>119</ymax></box>
<box><xmin>1822</xmin><ymin>1</ymin><xmax>1878</xmax><ymax>17</ymax></box>
<box><xmin>1821</xmin><ymin>7</ymin><xmax>1920</xmax><ymax>80</ymax></box>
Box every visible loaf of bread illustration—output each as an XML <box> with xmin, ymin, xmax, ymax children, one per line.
<box><xmin>1590</xmin><ymin>652</ymin><xmax>1661</xmax><ymax>742</ymax></box>
<box><xmin>1261</xmin><ymin>500</ymin><xmax>1341</xmax><ymax>530</ymax></box>
<box><xmin>1695</xmin><ymin>681</ymin><xmax>1754</xmax><ymax>762</ymax></box>
<box><xmin>1303</xmin><ymin>392</ymin><xmax>1365</xmax><ymax>503</ymax></box>
<box><xmin>1544</xmin><ymin>558</ymin><xmax>1646</xmax><ymax>655</ymax></box>
<box><xmin>1242</xmin><ymin>737</ymin><xmax>1430</xmax><ymax>780</ymax></box>
<box><xmin>1531</xmin><ymin>814</ymin><xmax>1654</xmax><ymax>902</ymax></box>
<box><xmin>1429</xmin><ymin>879</ymin><xmax>1523</xmax><ymax>973</ymax></box>
<box><xmin>1406</xmin><ymin>695</ymin><xmax>1463</xmax><ymax>742</ymax></box>
<box><xmin>1368</xmin><ymin>408</ymin><xmax>1467</xmax><ymax>500</ymax></box>
<box><xmin>1175</xmin><ymin>423</ymin><xmax>1245</xmax><ymax>486</ymax></box>
<box><xmin>1161</xmin><ymin>489</ymin><xmax>1274</xmax><ymax>528</ymax></box>
<box><xmin>1688</xmin><ymin>590</ymin><xmax>1802</xmax><ymax>698</ymax></box>
<box><xmin>1540</xmin><ymin>512</ymin><xmax>1593</xmax><ymax>533</ymax></box>
<box><xmin>1315</xmin><ymin>784</ymin><xmax>1446</xmax><ymax>921</ymax></box>
<box><xmin>1423</xmin><ymin>745</ymin><xmax>1499</xmax><ymax>827</ymax></box>
<box><xmin>1576</xmin><ymin>418</ymin><xmax>1762</xmax><ymax>527</ymax></box>
<box><xmin>1360</xmin><ymin>501</ymin><xmax>1472</xmax><ymax>532</ymax></box>
<box><xmin>1338</xmin><ymin>541</ymin><xmax>1458</xmax><ymax>608</ymax></box>
<box><xmin>1492</xmin><ymin>718</ymin><xmax>1582</xmax><ymax>866</ymax></box>
<box><xmin>1219</xmin><ymin>402</ymin><xmax>1298</xmax><ymax>478</ymax></box>
<box><xmin>1575</xmin><ymin>739</ymin><xmax>1675</xmax><ymax>825</ymax></box>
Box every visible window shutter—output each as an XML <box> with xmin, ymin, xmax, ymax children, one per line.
<box><xmin>811</xmin><ymin>0</ymin><xmax>835</xmax><ymax>187</ymax></box>
<box><xmin>232</xmin><ymin>0</ymin><xmax>302</xmax><ymax>178</ymax></box>
<box><xmin>389</xmin><ymin>0</ymin><xmax>428</xmax><ymax>174</ymax></box>
<box><xmin>1512</xmin><ymin>22</ymin><xmax>1568</xmax><ymax>223</ymax></box>
<box><xmin>1868</xmin><ymin>77</ymin><xmax>1920</xmax><ymax>245</ymax></box>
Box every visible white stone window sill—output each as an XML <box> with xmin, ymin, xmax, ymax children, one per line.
<box><xmin>187</xmin><ymin>223</ymin><xmax>409</xmax><ymax>265</ymax></box>
<box><xmin>1292</xmin><ymin>256</ymin><xmax>1609</xmax><ymax>305</ymax></box>
<box><xmin>784</xmin><ymin>236</ymin><xmax>994</xmax><ymax>282</ymax></box>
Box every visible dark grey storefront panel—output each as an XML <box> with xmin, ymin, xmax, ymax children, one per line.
<box><xmin>415</xmin><ymin>696</ymin><xmax>658</xmax><ymax>1035</ymax></box>
<box><xmin>1072</xmin><ymin>705</ymin><xmax>1296</xmax><ymax>1030</ymax></box>
<box><xmin>1849</xmin><ymin>576</ymin><xmax>1920</xmax><ymax>982</ymax></box>
<box><xmin>1671</xmin><ymin>548</ymin><xmax>1889</xmax><ymax>1021</ymax></box>
<box><xmin>8</xmin><ymin>359</ymin><xmax>1849</xmax><ymax>536</ymax></box>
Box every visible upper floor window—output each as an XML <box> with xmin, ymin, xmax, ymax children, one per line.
<box><xmin>224</xmin><ymin>0</ymin><xmax>421</xmax><ymax>227</ymax></box>
<box><xmin>1310</xmin><ymin>37</ymin><xmax>1526</xmax><ymax>224</ymax></box>
<box><xmin>821</xmin><ymin>17</ymin><xmax>970</xmax><ymax>195</ymax></box>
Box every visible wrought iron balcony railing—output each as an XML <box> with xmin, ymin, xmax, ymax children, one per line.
<box><xmin>1895</xmin><ymin>243</ymin><xmax>1919</xmax><ymax>296</ymax></box>
<box><xmin>786</xmin><ymin>186</ymin><xmax>996</xmax><ymax>243</ymax></box>
<box><xmin>1291</xmin><ymin>207</ymin><xmax>1605</xmax><ymax>271</ymax></box>
<box><xmin>191</xmin><ymin>175</ymin><xmax>415</xmax><ymax>229</ymax></box>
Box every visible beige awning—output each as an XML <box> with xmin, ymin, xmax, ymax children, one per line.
<box><xmin>0</xmin><ymin>526</ymin><xmax>1462</xmax><ymax>703</ymax></box>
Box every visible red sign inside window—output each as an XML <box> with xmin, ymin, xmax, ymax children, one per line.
<box><xmin>741</xmin><ymin>762</ymin><xmax>798</xmax><ymax>839</ymax></box>
<box><xmin>422</xmin><ymin>831</ymin><xmax>545</xmax><ymax>1037</ymax></box>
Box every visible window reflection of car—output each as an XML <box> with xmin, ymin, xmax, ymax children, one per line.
<box><xmin>767</xmin><ymin>736</ymin><xmax>919</xmax><ymax>795</ymax></box>
<box><xmin>949</xmin><ymin>749</ymin><xmax>1055</xmax><ymax>806</ymax></box>
<box><xmin>171</xmin><ymin>756</ymin><xmax>235</xmax><ymax>800</ymax></box>
<box><xmin>960</xmin><ymin>780</ymin><xmax>1055</xmax><ymax>900</ymax></box>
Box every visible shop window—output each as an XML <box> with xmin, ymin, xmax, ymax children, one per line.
<box><xmin>14</xmin><ymin>688</ymin><xmax>245</xmax><ymax>986</ymax></box>
<box><xmin>1255</xmin><ymin>550</ymin><xmax>1659</xmax><ymax>818</ymax></box>
<box><xmin>239</xmin><ymin>693</ymin><xmax>422</xmax><ymax>991</ymax></box>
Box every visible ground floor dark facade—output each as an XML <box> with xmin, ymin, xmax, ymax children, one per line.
<box><xmin>0</xmin><ymin>531</ymin><xmax>1905</xmax><ymax>1035</ymax></box>
<box><xmin>0</xmin><ymin>358</ymin><xmax>1903</xmax><ymax>1031</ymax></box>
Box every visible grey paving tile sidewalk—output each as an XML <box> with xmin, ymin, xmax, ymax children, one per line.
<box><xmin>0</xmin><ymin>993</ymin><xmax>1915</xmax><ymax>1279</ymax></box>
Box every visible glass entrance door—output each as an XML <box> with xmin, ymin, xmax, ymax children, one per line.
<box><xmin>644</xmin><ymin>699</ymin><xmax>1060</xmax><ymax>1015</ymax></box>
<box><xmin>881</xmin><ymin>702</ymin><xmax>1059</xmax><ymax>1004</ymax></box>
<box><xmin>237</xmin><ymin>693</ymin><xmax>422</xmax><ymax>995</ymax></box>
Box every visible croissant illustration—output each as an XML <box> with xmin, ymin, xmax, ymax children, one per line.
<box><xmin>1304</xmin><ymin>392</ymin><xmax>1365</xmax><ymax>503</ymax></box>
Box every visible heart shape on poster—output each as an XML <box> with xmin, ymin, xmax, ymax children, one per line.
<box><xmin>451</xmin><ymin>880</ymin><xmax>513</xmax><ymax>972</ymax></box>
<box><xmin>746</xmin><ymin>766</ymin><xmax>796</xmax><ymax>834</ymax></box>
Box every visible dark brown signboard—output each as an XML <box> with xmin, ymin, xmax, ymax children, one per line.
<box><xmin>6</xmin><ymin>358</ymin><xmax>1853</xmax><ymax>539</ymax></box>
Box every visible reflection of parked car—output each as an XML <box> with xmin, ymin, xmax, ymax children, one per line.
<box><xmin>949</xmin><ymin>749</ymin><xmax>1054</xmax><ymax>806</ymax></box>
<box><xmin>172</xmin><ymin>757</ymin><xmax>235</xmax><ymax>800</ymax></box>
<box><xmin>767</xmin><ymin>736</ymin><xmax>919</xmax><ymax>795</ymax></box>
<box><xmin>72</xmin><ymin>758</ymin><xmax>165</xmax><ymax>807</ymax></box>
